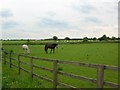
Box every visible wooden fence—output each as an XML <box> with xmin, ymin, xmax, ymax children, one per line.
<box><xmin>2</xmin><ymin>51</ymin><xmax>120</xmax><ymax>89</ymax></box>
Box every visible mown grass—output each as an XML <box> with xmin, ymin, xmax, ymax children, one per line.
<box><xmin>2</xmin><ymin>43</ymin><xmax>119</xmax><ymax>88</ymax></box>
<box><xmin>3</xmin><ymin>43</ymin><xmax>118</xmax><ymax>65</ymax></box>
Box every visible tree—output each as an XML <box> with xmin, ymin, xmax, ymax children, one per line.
<box><xmin>102</xmin><ymin>34</ymin><xmax>107</xmax><ymax>41</ymax></box>
<box><xmin>83</xmin><ymin>37</ymin><xmax>88</xmax><ymax>42</ymax></box>
<box><xmin>64</xmin><ymin>37</ymin><xmax>70</xmax><ymax>40</ymax></box>
<box><xmin>118</xmin><ymin>37</ymin><xmax>120</xmax><ymax>40</ymax></box>
<box><xmin>111</xmin><ymin>36</ymin><xmax>116</xmax><ymax>40</ymax></box>
<box><xmin>53</xmin><ymin>36</ymin><xmax>58</xmax><ymax>41</ymax></box>
<box><xmin>98</xmin><ymin>34</ymin><xmax>108</xmax><ymax>41</ymax></box>
<box><xmin>98</xmin><ymin>37</ymin><xmax>102</xmax><ymax>41</ymax></box>
<box><xmin>93</xmin><ymin>37</ymin><xmax>97</xmax><ymax>41</ymax></box>
<box><xmin>26</xmin><ymin>39</ymin><xmax>30</xmax><ymax>44</ymax></box>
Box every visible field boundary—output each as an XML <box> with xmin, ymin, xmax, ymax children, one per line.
<box><xmin>2</xmin><ymin>50</ymin><xmax>120</xmax><ymax>89</ymax></box>
<box><xmin>2</xmin><ymin>40</ymin><xmax>120</xmax><ymax>45</ymax></box>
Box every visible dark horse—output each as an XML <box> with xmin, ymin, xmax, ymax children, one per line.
<box><xmin>44</xmin><ymin>43</ymin><xmax>58</xmax><ymax>54</ymax></box>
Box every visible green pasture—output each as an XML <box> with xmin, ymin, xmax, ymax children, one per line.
<box><xmin>2</xmin><ymin>43</ymin><xmax>118</xmax><ymax>65</ymax></box>
<box><xmin>2</xmin><ymin>43</ymin><xmax>119</xmax><ymax>88</ymax></box>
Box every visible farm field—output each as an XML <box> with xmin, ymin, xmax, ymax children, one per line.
<box><xmin>2</xmin><ymin>43</ymin><xmax>118</xmax><ymax>65</ymax></box>
<box><xmin>2</xmin><ymin>43</ymin><xmax>119</xmax><ymax>88</ymax></box>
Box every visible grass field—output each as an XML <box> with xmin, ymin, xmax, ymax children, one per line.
<box><xmin>2</xmin><ymin>43</ymin><xmax>119</xmax><ymax>88</ymax></box>
<box><xmin>3</xmin><ymin>43</ymin><xmax>118</xmax><ymax>65</ymax></box>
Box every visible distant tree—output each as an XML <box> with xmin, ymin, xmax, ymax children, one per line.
<box><xmin>27</xmin><ymin>39</ymin><xmax>30</xmax><ymax>42</ymax></box>
<box><xmin>98</xmin><ymin>37</ymin><xmax>102</xmax><ymax>41</ymax></box>
<box><xmin>64</xmin><ymin>37</ymin><xmax>70</xmax><ymax>40</ymax></box>
<box><xmin>107</xmin><ymin>36</ymin><xmax>110</xmax><ymax>40</ymax></box>
<box><xmin>26</xmin><ymin>39</ymin><xmax>30</xmax><ymax>44</ymax></box>
<box><xmin>118</xmin><ymin>37</ymin><xmax>120</xmax><ymax>40</ymax></box>
<box><xmin>111</xmin><ymin>36</ymin><xmax>116</xmax><ymax>40</ymax></box>
<box><xmin>102</xmin><ymin>34</ymin><xmax>107</xmax><ymax>41</ymax></box>
<box><xmin>98</xmin><ymin>34</ymin><xmax>108</xmax><ymax>41</ymax></box>
<box><xmin>93</xmin><ymin>37</ymin><xmax>97</xmax><ymax>40</ymax></box>
<box><xmin>83</xmin><ymin>37</ymin><xmax>88</xmax><ymax>42</ymax></box>
<box><xmin>53</xmin><ymin>36</ymin><xmax>58</xmax><ymax>41</ymax></box>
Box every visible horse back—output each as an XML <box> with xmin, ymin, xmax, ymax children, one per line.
<box><xmin>45</xmin><ymin>43</ymin><xmax>58</xmax><ymax>49</ymax></box>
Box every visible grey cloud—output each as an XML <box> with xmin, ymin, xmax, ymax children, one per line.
<box><xmin>1</xmin><ymin>21</ymin><xmax>19</xmax><ymax>29</ymax></box>
<box><xmin>73</xmin><ymin>4</ymin><xmax>96</xmax><ymax>14</ymax></box>
<box><xmin>83</xmin><ymin>17</ymin><xmax>102</xmax><ymax>24</ymax></box>
<box><xmin>37</xmin><ymin>17</ymin><xmax>71</xmax><ymax>28</ymax></box>
<box><xmin>0</xmin><ymin>9</ymin><xmax>13</xmax><ymax>18</ymax></box>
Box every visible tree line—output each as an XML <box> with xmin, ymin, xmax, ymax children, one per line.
<box><xmin>1</xmin><ymin>34</ymin><xmax>119</xmax><ymax>42</ymax></box>
<box><xmin>51</xmin><ymin>35</ymin><xmax>119</xmax><ymax>42</ymax></box>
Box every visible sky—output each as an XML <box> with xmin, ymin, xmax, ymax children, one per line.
<box><xmin>0</xmin><ymin>0</ymin><xmax>119</xmax><ymax>39</ymax></box>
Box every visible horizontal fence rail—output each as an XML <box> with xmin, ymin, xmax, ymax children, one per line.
<box><xmin>2</xmin><ymin>50</ymin><xmax>120</xmax><ymax>89</ymax></box>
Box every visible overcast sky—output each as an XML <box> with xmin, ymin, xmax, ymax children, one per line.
<box><xmin>0</xmin><ymin>0</ymin><xmax>119</xmax><ymax>39</ymax></box>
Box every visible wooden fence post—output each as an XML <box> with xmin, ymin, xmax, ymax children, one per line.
<box><xmin>9</xmin><ymin>51</ymin><xmax>12</xmax><ymax>68</ymax></box>
<box><xmin>97</xmin><ymin>65</ymin><xmax>104</xmax><ymax>88</ymax></box>
<box><xmin>18</xmin><ymin>55</ymin><xmax>21</xmax><ymax>75</ymax></box>
<box><xmin>30</xmin><ymin>57</ymin><xmax>33</xmax><ymax>79</ymax></box>
<box><xmin>53</xmin><ymin>60</ymin><xmax>58</xmax><ymax>89</ymax></box>
<box><xmin>4</xmin><ymin>51</ymin><xmax>6</xmax><ymax>64</ymax></box>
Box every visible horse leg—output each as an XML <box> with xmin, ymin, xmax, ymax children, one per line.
<box><xmin>27</xmin><ymin>48</ymin><xmax>30</xmax><ymax>54</ymax></box>
<box><xmin>50</xmin><ymin>49</ymin><xmax>52</xmax><ymax>54</ymax></box>
<box><xmin>23</xmin><ymin>49</ymin><xmax>26</xmax><ymax>54</ymax></box>
<box><xmin>23</xmin><ymin>49</ymin><xmax>25</xmax><ymax>54</ymax></box>
<box><xmin>46</xmin><ymin>48</ymin><xmax>48</xmax><ymax>54</ymax></box>
<box><xmin>45</xmin><ymin>46</ymin><xmax>48</xmax><ymax>54</ymax></box>
<box><xmin>25</xmin><ymin>49</ymin><xmax>27</xmax><ymax>54</ymax></box>
<box><xmin>24</xmin><ymin>49</ymin><xmax>26</xmax><ymax>54</ymax></box>
<box><xmin>53</xmin><ymin>49</ymin><xmax>55</xmax><ymax>54</ymax></box>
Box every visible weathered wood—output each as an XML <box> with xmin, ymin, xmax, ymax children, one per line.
<box><xmin>104</xmin><ymin>81</ymin><xmax>120</xmax><ymax>88</ymax></box>
<box><xmin>33</xmin><ymin>64</ymin><xmax>53</xmax><ymax>73</ymax></box>
<box><xmin>11</xmin><ymin>57</ymin><xmax>18</xmax><ymax>62</ymax></box>
<box><xmin>53</xmin><ymin>60</ymin><xmax>58</xmax><ymax>88</ymax></box>
<box><xmin>11</xmin><ymin>63</ymin><xmax>18</xmax><ymax>68</ymax></box>
<box><xmin>33</xmin><ymin>73</ymin><xmax>53</xmax><ymax>83</ymax></box>
<box><xmin>58</xmin><ymin>71</ymin><xmax>97</xmax><ymax>83</ymax></box>
<box><xmin>19</xmin><ymin>54</ymin><xmax>54</xmax><ymax>62</ymax></box>
<box><xmin>20</xmin><ymin>67</ymin><xmax>30</xmax><ymax>73</ymax></box>
<box><xmin>30</xmin><ymin>57</ymin><xmax>33</xmax><ymax>79</ymax></box>
<box><xmin>97</xmin><ymin>65</ymin><xmax>104</xmax><ymax>88</ymax></box>
<box><xmin>5</xmin><ymin>55</ymin><xmax>10</xmax><ymax>58</ymax></box>
<box><xmin>32</xmin><ymin>57</ymin><xmax>54</xmax><ymax>62</ymax></box>
<box><xmin>18</xmin><ymin>54</ymin><xmax>120</xmax><ymax>71</ymax></box>
<box><xmin>18</xmin><ymin>55</ymin><xmax>21</xmax><ymax>75</ymax></box>
<box><xmin>20</xmin><ymin>61</ymin><xmax>30</xmax><ymax>66</ymax></box>
<box><xmin>17</xmin><ymin>54</ymin><xmax>30</xmax><ymax>58</ymax></box>
<box><xmin>13</xmin><ymin>53</ymin><xmax>20</xmax><ymax>57</ymax></box>
<box><xmin>9</xmin><ymin>51</ymin><xmax>12</xmax><ymax>68</ymax></box>
<box><xmin>2</xmin><ymin>51</ymin><xmax>120</xmax><ymax>88</ymax></box>
<box><xmin>6</xmin><ymin>61</ymin><xmax>10</xmax><ymax>64</ymax></box>
<box><xmin>4</xmin><ymin>52</ymin><xmax>6</xmax><ymax>64</ymax></box>
<box><xmin>58</xmin><ymin>60</ymin><xmax>98</xmax><ymax>68</ymax></box>
<box><xmin>104</xmin><ymin>65</ymin><xmax>120</xmax><ymax>71</ymax></box>
<box><xmin>58</xmin><ymin>82</ymin><xmax>81</xmax><ymax>89</ymax></box>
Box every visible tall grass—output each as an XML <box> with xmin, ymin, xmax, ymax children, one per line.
<box><xmin>2</xmin><ymin>64</ymin><xmax>53</xmax><ymax>88</ymax></box>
